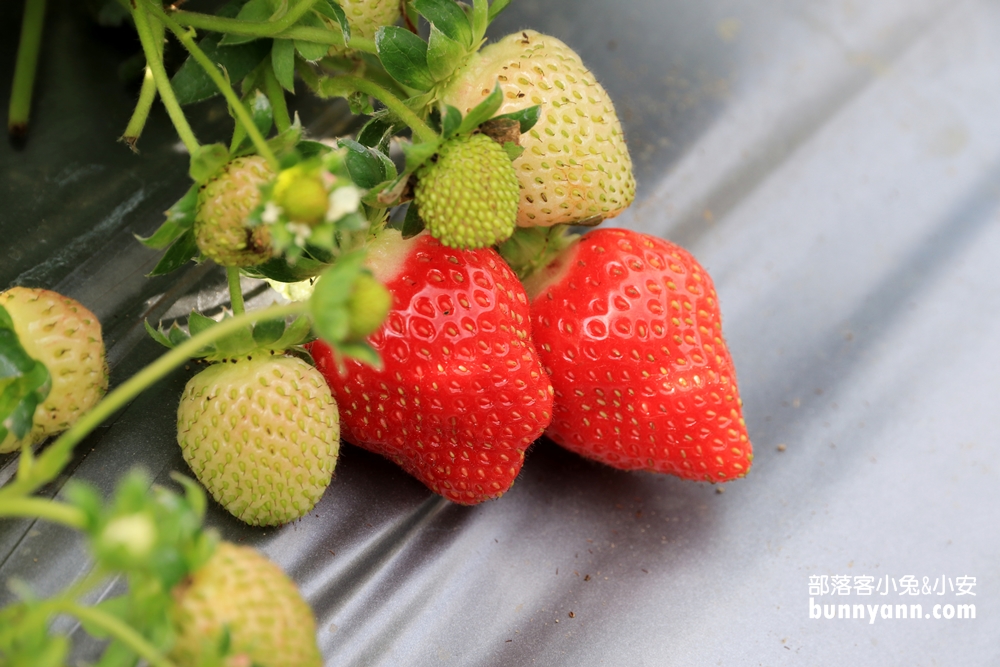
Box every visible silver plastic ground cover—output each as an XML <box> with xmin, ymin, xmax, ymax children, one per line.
<box><xmin>1</xmin><ymin>0</ymin><xmax>997</xmax><ymax>664</ymax></box>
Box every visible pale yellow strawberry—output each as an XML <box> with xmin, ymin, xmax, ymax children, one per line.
<box><xmin>328</xmin><ymin>0</ymin><xmax>401</xmax><ymax>54</ymax></box>
<box><xmin>195</xmin><ymin>156</ymin><xmax>275</xmax><ymax>267</ymax></box>
<box><xmin>0</xmin><ymin>287</ymin><xmax>107</xmax><ymax>453</ymax></box>
<box><xmin>440</xmin><ymin>30</ymin><xmax>636</xmax><ymax>227</ymax></box>
<box><xmin>176</xmin><ymin>355</ymin><xmax>339</xmax><ymax>526</ymax></box>
<box><xmin>170</xmin><ymin>541</ymin><xmax>322</xmax><ymax>667</ymax></box>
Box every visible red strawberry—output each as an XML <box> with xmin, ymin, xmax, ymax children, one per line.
<box><xmin>524</xmin><ymin>228</ymin><xmax>751</xmax><ymax>482</ymax></box>
<box><xmin>308</xmin><ymin>229</ymin><xmax>553</xmax><ymax>504</ymax></box>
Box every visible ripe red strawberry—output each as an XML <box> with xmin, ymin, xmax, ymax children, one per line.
<box><xmin>440</xmin><ymin>30</ymin><xmax>635</xmax><ymax>228</ymax></box>
<box><xmin>524</xmin><ymin>228</ymin><xmax>751</xmax><ymax>482</ymax></box>
<box><xmin>170</xmin><ymin>541</ymin><xmax>322</xmax><ymax>667</ymax></box>
<box><xmin>307</xmin><ymin>229</ymin><xmax>553</xmax><ymax>504</ymax></box>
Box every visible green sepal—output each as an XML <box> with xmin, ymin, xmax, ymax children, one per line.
<box><xmin>136</xmin><ymin>182</ymin><xmax>199</xmax><ymax>250</ymax></box>
<box><xmin>295</xmin><ymin>11</ymin><xmax>330</xmax><ymax>62</ymax></box>
<box><xmin>363</xmin><ymin>172</ymin><xmax>412</xmax><ymax>208</ymax></box>
<box><xmin>314</xmin><ymin>0</ymin><xmax>351</xmax><ymax>46</ymax></box>
<box><xmin>252</xmin><ymin>317</ymin><xmax>286</xmax><ymax>346</ymax></box>
<box><xmin>426</xmin><ymin>24</ymin><xmax>467</xmax><ymax>82</ymax></box>
<box><xmin>271</xmin><ymin>38</ymin><xmax>296</xmax><ymax>92</ymax></box>
<box><xmin>401</xmin><ymin>201</ymin><xmax>425</xmax><ymax>239</ymax></box>
<box><xmin>189</xmin><ymin>143</ymin><xmax>230</xmax><ymax>184</ymax></box>
<box><xmin>441</xmin><ymin>104</ymin><xmax>462</xmax><ymax>138</ymax></box>
<box><xmin>187</xmin><ymin>311</ymin><xmax>218</xmax><ymax>337</ymax></box>
<box><xmin>357</xmin><ymin>115</ymin><xmax>398</xmax><ymax>151</ymax></box>
<box><xmin>147</xmin><ymin>229</ymin><xmax>201</xmax><ymax>277</ymax></box>
<box><xmin>501</xmin><ymin>141</ymin><xmax>524</xmax><ymax>161</ymax></box>
<box><xmin>415</xmin><ymin>0</ymin><xmax>474</xmax><ymax>47</ymax></box>
<box><xmin>347</xmin><ymin>90</ymin><xmax>375</xmax><ymax>115</ymax></box>
<box><xmin>172</xmin><ymin>35</ymin><xmax>271</xmax><ymax>105</ymax></box>
<box><xmin>488</xmin><ymin>0</ymin><xmax>512</xmax><ymax>21</ymax></box>
<box><xmin>145</xmin><ymin>311</ymin><xmax>313</xmax><ymax>361</ymax></box>
<box><xmin>375</xmin><ymin>26</ymin><xmax>435</xmax><ymax>92</ymax></box>
<box><xmin>338</xmin><ymin>341</ymin><xmax>381</xmax><ymax>368</ymax></box>
<box><xmin>308</xmin><ymin>251</ymin><xmax>368</xmax><ymax>344</ymax></box>
<box><xmin>242</xmin><ymin>253</ymin><xmax>329</xmax><ymax>283</ymax></box>
<box><xmin>456</xmin><ymin>81</ymin><xmax>503</xmax><ymax>134</ymax></box>
<box><xmin>401</xmin><ymin>138</ymin><xmax>441</xmax><ymax>173</ymax></box>
<box><xmin>340</xmin><ymin>139</ymin><xmax>394</xmax><ymax>188</ymax></box>
<box><xmin>492</xmin><ymin>104</ymin><xmax>541</xmax><ymax>133</ymax></box>
<box><xmin>0</xmin><ymin>308</ymin><xmax>51</xmax><ymax>442</ymax></box>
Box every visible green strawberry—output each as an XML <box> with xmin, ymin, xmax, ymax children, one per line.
<box><xmin>176</xmin><ymin>355</ymin><xmax>339</xmax><ymax>526</ymax></box>
<box><xmin>414</xmin><ymin>133</ymin><xmax>519</xmax><ymax>249</ymax></box>
<box><xmin>441</xmin><ymin>30</ymin><xmax>636</xmax><ymax>227</ymax></box>
<box><xmin>194</xmin><ymin>156</ymin><xmax>275</xmax><ymax>267</ymax></box>
<box><xmin>0</xmin><ymin>287</ymin><xmax>107</xmax><ymax>453</ymax></box>
<box><xmin>170</xmin><ymin>541</ymin><xmax>322</xmax><ymax>667</ymax></box>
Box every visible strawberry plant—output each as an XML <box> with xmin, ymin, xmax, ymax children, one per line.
<box><xmin>0</xmin><ymin>0</ymin><xmax>752</xmax><ymax>662</ymax></box>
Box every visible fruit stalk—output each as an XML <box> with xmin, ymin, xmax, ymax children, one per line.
<box><xmin>131</xmin><ymin>4</ymin><xmax>200</xmax><ymax>155</ymax></box>
<box><xmin>120</xmin><ymin>53</ymin><xmax>160</xmax><ymax>151</ymax></box>
<box><xmin>167</xmin><ymin>0</ymin><xmax>338</xmax><ymax>41</ymax></box>
<box><xmin>7</xmin><ymin>0</ymin><xmax>47</xmax><ymax>143</ymax></box>
<box><xmin>50</xmin><ymin>600</ymin><xmax>176</xmax><ymax>667</ymax></box>
<box><xmin>147</xmin><ymin>1</ymin><xmax>278</xmax><ymax>168</ymax></box>
<box><xmin>318</xmin><ymin>74</ymin><xmax>438</xmax><ymax>144</ymax></box>
<box><xmin>0</xmin><ymin>302</ymin><xmax>306</xmax><ymax>502</ymax></box>
<box><xmin>0</xmin><ymin>496</ymin><xmax>86</xmax><ymax>529</ymax></box>
<box><xmin>226</xmin><ymin>266</ymin><xmax>246</xmax><ymax>315</ymax></box>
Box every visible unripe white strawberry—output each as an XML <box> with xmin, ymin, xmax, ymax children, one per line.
<box><xmin>195</xmin><ymin>156</ymin><xmax>275</xmax><ymax>267</ymax></box>
<box><xmin>414</xmin><ymin>133</ymin><xmax>519</xmax><ymax>249</ymax></box>
<box><xmin>170</xmin><ymin>541</ymin><xmax>322</xmax><ymax>667</ymax></box>
<box><xmin>327</xmin><ymin>0</ymin><xmax>401</xmax><ymax>55</ymax></box>
<box><xmin>0</xmin><ymin>287</ymin><xmax>107</xmax><ymax>453</ymax></box>
<box><xmin>176</xmin><ymin>355</ymin><xmax>339</xmax><ymax>526</ymax></box>
<box><xmin>441</xmin><ymin>30</ymin><xmax>636</xmax><ymax>227</ymax></box>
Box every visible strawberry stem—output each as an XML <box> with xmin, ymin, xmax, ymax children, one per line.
<box><xmin>52</xmin><ymin>600</ymin><xmax>177</xmax><ymax>667</ymax></box>
<box><xmin>263</xmin><ymin>63</ymin><xmax>292</xmax><ymax>133</ymax></box>
<box><xmin>226</xmin><ymin>267</ymin><xmax>246</xmax><ymax>316</ymax></box>
<box><xmin>0</xmin><ymin>496</ymin><xmax>86</xmax><ymax>529</ymax></box>
<box><xmin>0</xmin><ymin>302</ymin><xmax>307</xmax><ymax>503</ymax></box>
<box><xmin>148</xmin><ymin>2</ymin><xmax>279</xmax><ymax>169</ymax></box>
<box><xmin>498</xmin><ymin>225</ymin><xmax>577</xmax><ymax>281</ymax></box>
<box><xmin>317</xmin><ymin>75</ymin><xmax>438</xmax><ymax>144</ymax></box>
<box><xmin>120</xmin><ymin>18</ymin><xmax>163</xmax><ymax>153</ymax></box>
<box><xmin>131</xmin><ymin>5</ymin><xmax>200</xmax><ymax>155</ymax></box>
<box><xmin>7</xmin><ymin>0</ymin><xmax>47</xmax><ymax>144</ymax></box>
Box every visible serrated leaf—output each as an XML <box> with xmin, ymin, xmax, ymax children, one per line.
<box><xmin>294</xmin><ymin>11</ymin><xmax>330</xmax><ymax>62</ymax></box>
<box><xmin>401</xmin><ymin>201</ymin><xmax>425</xmax><ymax>238</ymax></box>
<box><xmin>148</xmin><ymin>229</ymin><xmax>200</xmax><ymax>277</ymax></box>
<box><xmin>401</xmin><ymin>139</ymin><xmax>440</xmax><ymax>173</ymax></box>
<box><xmin>252</xmin><ymin>318</ymin><xmax>286</xmax><ymax>346</ymax></box>
<box><xmin>271</xmin><ymin>39</ymin><xmax>296</xmax><ymax>92</ymax></box>
<box><xmin>172</xmin><ymin>35</ymin><xmax>271</xmax><ymax>105</ymax></box>
<box><xmin>415</xmin><ymin>0</ymin><xmax>473</xmax><ymax>46</ymax></box>
<box><xmin>441</xmin><ymin>104</ymin><xmax>462</xmax><ymax>138</ymax></box>
<box><xmin>457</xmin><ymin>81</ymin><xmax>503</xmax><ymax>134</ymax></box>
<box><xmin>313</xmin><ymin>0</ymin><xmax>350</xmax><ymax>45</ymax></box>
<box><xmin>493</xmin><ymin>104</ymin><xmax>541</xmax><ymax>132</ymax></box>
<box><xmin>340</xmin><ymin>139</ymin><xmax>388</xmax><ymax>188</ymax></box>
<box><xmin>189</xmin><ymin>143</ymin><xmax>230</xmax><ymax>184</ymax></box>
<box><xmin>375</xmin><ymin>26</ymin><xmax>434</xmax><ymax>92</ymax></box>
<box><xmin>426</xmin><ymin>24</ymin><xmax>466</xmax><ymax>82</ymax></box>
<box><xmin>187</xmin><ymin>311</ymin><xmax>218</xmax><ymax>337</ymax></box>
<box><xmin>137</xmin><ymin>184</ymin><xmax>199</xmax><ymax>249</ymax></box>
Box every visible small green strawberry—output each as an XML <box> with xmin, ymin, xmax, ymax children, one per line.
<box><xmin>340</xmin><ymin>0</ymin><xmax>401</xmax><ymax>41</ymax></box>
<box><xmin>0</xmin><ymin>287</ymin><xmax>107</xmax><ymax>453</ymax></box>
<box><xmin>194</xmin><ymin>156</ymin><xmax>275</xmax><ymax>267</ymax></box>
<box><xmin>414</xmin><ymin>133</ymin><xmax>519</xmax><ymax>249</ymax></box>
<box><xmin>176</xmin><ymin>355</ymin><xmax>339</xmax><ymax>526</ymax></box>
<box><xmin>170</xmin><ymin>541</ymin><xmax>322</xmax><ymax>667</ymax></box>
<box><xmin>441</xmin><ymin>30</ymin><xmax>635</xmax><ymax>227</ymax></box>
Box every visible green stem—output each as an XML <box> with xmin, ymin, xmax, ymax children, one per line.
<box><xmin>319</xmin><ymin>75</ymin><xmax>437</xmax><ymax>144</ymax></box>
<box><xmin>168</xmin><ymin>10</ymin><xmax>377</xmax><ymax>54</ymax></box>
<box><xmin>120</xmin><ymin>18</ymin><xmax>164</xmax><ymax>151</ymax></box>
<box><xmin>132</xmin><ymin>4</ymin><xmax>200</xmax><ymax>154</ymax></box>
<box><xmin>0</xmin><ymin>497</ymin><xmax>87</xmax><ymax>529</ymax></box>
<box><xmin>263</xmin><ymin>64</ymin><xmax>292</xmax><ymax>133</ymax></box>
<box><xmin>52</xmin><ymin>600</ymin><xmax>176</xmax><ymax>667</ymax></box>
<box><xmin>0</xmin><ymin>302</ymin><xmax>307</xmax><ymax>502</ymax></box>
<box><xmin>172</xmin><ymin>0</ymin><xmax>318</xmax><ymax>38</ymax></box>
<box><xmin>8</xmin><ymin>0</ymin><xmax>47</xmax><ymax>140</ymax></box>
<box><xmin>226</xmin><ymin>267</ymin><xmax>246</xmax><ymax>316</ymax></box>
<box><xmin>149</xmin><ymin>3</ymin><xmax>277</xmax><ymax>168</ymax></box>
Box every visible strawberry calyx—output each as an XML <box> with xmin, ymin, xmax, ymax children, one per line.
<box><xmin>497</xmin><ymin>224</ymin><xmax>579</xmax><ymax>283</ymax></box>
<box><xmin>145</xmin><ymin>311</ymin><xmax>314</xmax><ymax>364</ymax></box>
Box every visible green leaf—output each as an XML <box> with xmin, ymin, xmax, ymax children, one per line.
<box><xmin>314</xmin><ymin>1</ymin><xmax>351</xmax><ymax>45</ymax></box>
<box><xmin>295</xmin><ymin>11</ymin><xmax>330</xmax><ymax>62</ymax></box>
<box><xmin>218</xmin><ymin>0</ymin><xmax>273</xmax><ymax>45</ymax></box>
<box><xmin>493</xmin><ymin>104</ymin><xmax>542</xmax><ymax>133</ymax></box>
<box><xmin>356</xmin><ymin>116</ymin><xmax>396</xmax><ymax>150</ymax></box>
<box><xmin>426</xmin><ymin>24</ymin><xmax>466</xmax><ymax>82</ymax></box>
<box><xmin>148</xmin><ymin>229</ymin><xmax>200</xmax><ymax>277</ymax></box>
<box><xmin>172</xmin><ymin>35</ymin><xmax>271</xmax><ymax>105</ymax></box>
<box><xmin>488</xmin><ymin>0</ymin><xmax>512</xmax><ymax>21</ymax></box>
<box><xmin>0</xmin><ymin>362</ymin><xmax>50</xmax><ymax>443</ymax></box>
<box><xmin>375</xmin><ymin>26</ymin><xmax>435</xmax><ymax>92</ymax></box>
<box><xmin>243</xmin><ymin>254</ymin><xmax>328</xmax><ymax>282</ymax></box>
<box><xmin>415</xmin><ymin>0</ymin><xmax>474</xmax><ymax>46</ymax></box>
<box><xmin>271</xmin><ymin>39</ymin><xmax>296</xmax><ymax>92</ymax></box>
<box><xmin>441</xmin><ymin>104</ymin><xmax>462</xmax><ymax>138</ymax></box>
<box><xmin>401</xmin><ymin>201</ymin><xmax>425</xmax><ymax>238</ymax></box>
<box><xmin>340</xmin><ymin>139</ymin><xmax>388</xmax><ymax>188</ymax></box>
<box><xmin>297</xmin><ymin>140</ymin><xmax>332</xmax><ymax>159</ymax></box>
<box><xmin>248</xmin><ymin>89</ymin><xmax>274</xmax><ymax>138</ymax></box>
<box><xmin>457</xmin><ymin>81</ymin><xmax>503</xmax><ymax>134</ymax></box>
<box><xmin>136</xmin><ymin>183</ymin><xmax>199</xmax><ymax>250</ymax></box>
<box><xmin>252</xmin><ymin>318</ymin><xmax>286</xmax><ymax>346</ymax></box>
<box><xmin>189</xmin><ymin>143</ymin><xmax>230</xmax><ymax>184</ymax></box>
<box><xmin>308</xmin><ymin>251</ymin><xmax>367</xmax><ymax>343</ymax></box>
